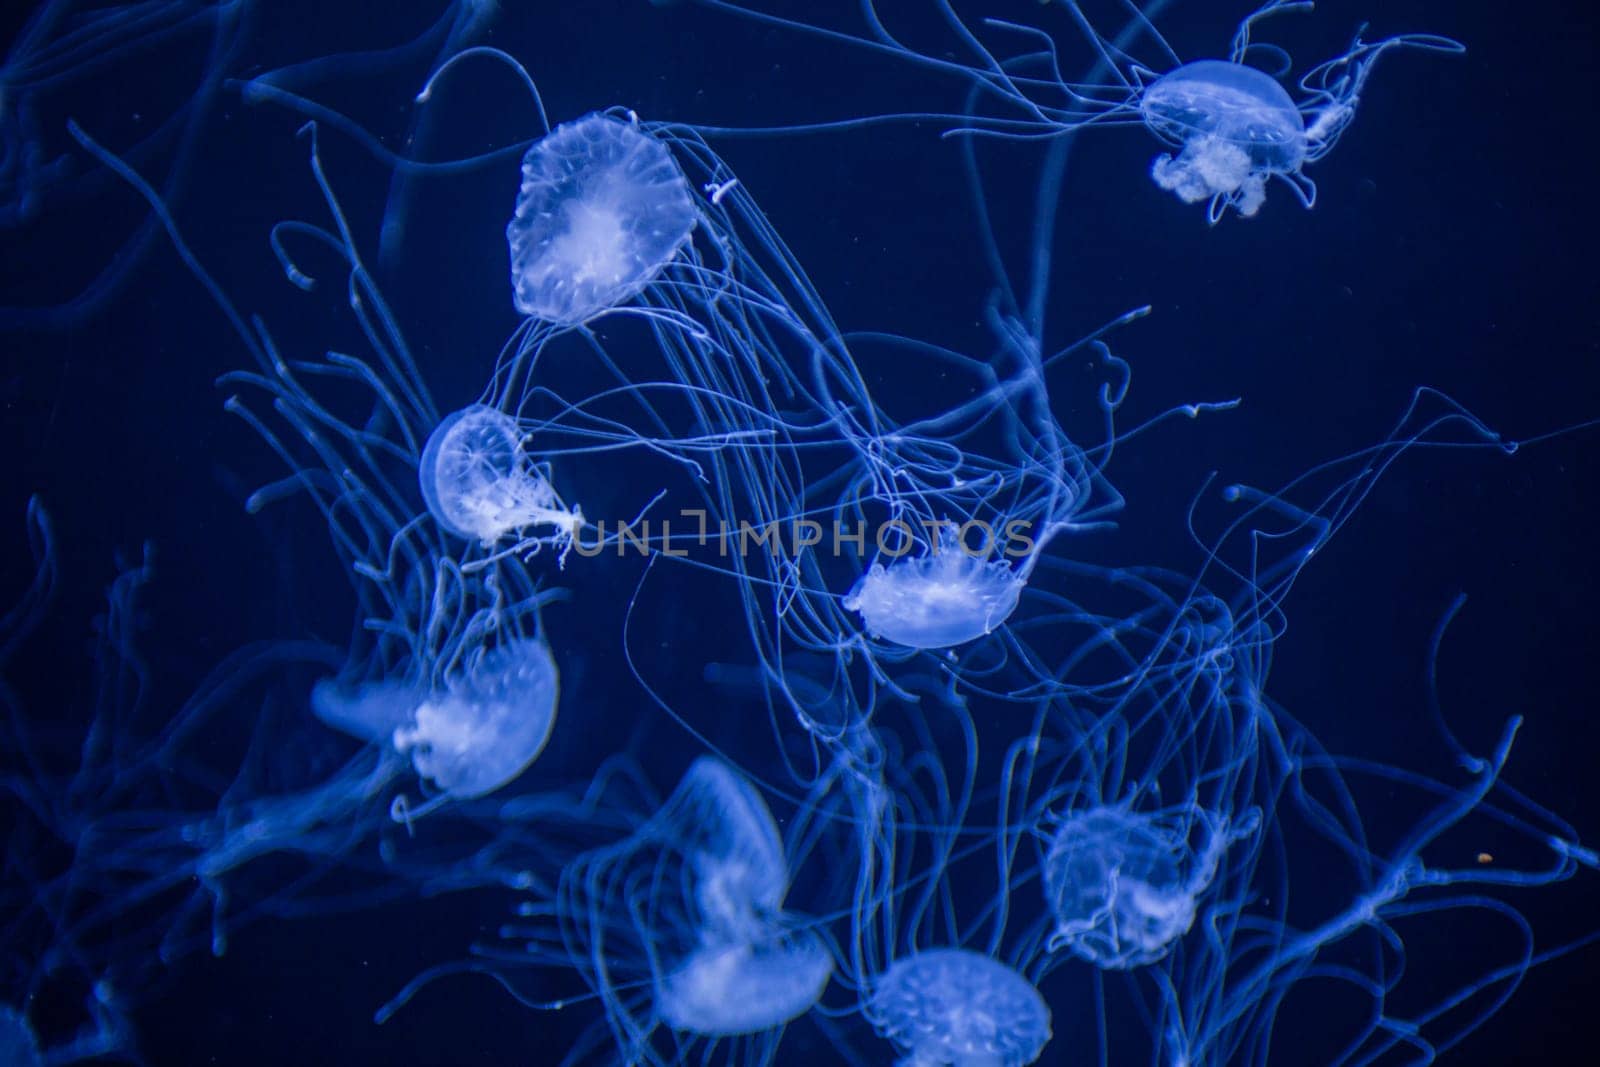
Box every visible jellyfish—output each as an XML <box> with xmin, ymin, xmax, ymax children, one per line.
<box><xmin>1041</xmin><ymin>805</ymin><xmax>1230</xmax><ymax>969</ymax></box>
<box><xmin>52</xmin><ymin>12</ymin><xmax>1600</xmax><ymax>1065</ymax></box>
<box><xmin>592</xmin><ymin>757</ymin><xmax>832</xmax><ymax>1035</ymax></box>
<box><xmin>1141</xmin><ymin>59</ymin><xmax>1303</xmax><ymax>219</ymax></box>
<box><xmin>75</xmin><ymin>87</ymin><xmax>573</xmax><ymax>817</ymax></box>
<box><xmin>1135</xmin><ymin>6</ymin><xmax>1461</xmax><ymax>223</ymax></box>
<box><xmin>0</xmin><ymin>491</ymin><xmax>583</xmax><ymax>1044</ymax></box>
<box><xmin>867</xmin><ymin>949</ymin><xmax>1051</xmax><ymax>1067</ymax></box>
<box><xmin>312</xmin><ymin>633</ymin><xmax>559</xmax><ymax>805</ymax></box>
<box><xmin>419</xmin><ymin>404</ymin><xmax>582</xmax><ymax>551</ymax></box>
<box><xmin>842</xmin><ymin>532</ymin><xmax>1025</xmax><ymax>650</ymax></box>
<box><xmin>506</xmin><ymin>111</ymin><xmax>697</xmax><ymax>325</ymax></box>
<box><xmin>434</xmin><ymin>755</ymin><xmax>836</xmax><ymax>1062</ymax></box>
<box><xmin>665</xmin><ymin>0</ymin><xmax>1462</xmax><ymax>219</ymax></box>
<box><xmin>656</xmin><ymin>934</ymin><xmax>835</xmax><ymax>1040</ymax></box>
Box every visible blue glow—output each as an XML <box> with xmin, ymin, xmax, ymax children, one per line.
<box><xmin>1</xmin><ymin>2</ymin><xmax>1595</xmax><ymax>1065</ymax></box>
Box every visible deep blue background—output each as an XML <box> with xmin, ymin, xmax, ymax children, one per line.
<box><xmin>3</xmin><ymin>1</ymin><xmax>1596</xmax><ymax>1063</ymax></box>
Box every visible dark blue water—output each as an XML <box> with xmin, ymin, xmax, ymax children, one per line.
<box><xmin>2</xmin><ymin>1</ymin><xmax>1596</xmax><ymax>1064</ymax></box>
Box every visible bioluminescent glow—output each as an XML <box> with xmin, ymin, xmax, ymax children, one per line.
<box><xmin>1</xmin><ymin>2</ymin><xmax>1593</xmax><ymax>1065</ymax></box>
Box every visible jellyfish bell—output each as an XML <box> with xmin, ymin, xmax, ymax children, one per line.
<box><xmin>867</xmin><ymin>948</ymin><xmax>1052</xmax><ymax>1067</ymax></box>
<box><xmin>525</xmin><ymin>755</ymin><xmax>833</xmax><ymax>1058</ymax></box>
<box><xmin>1141</xmin><ymin>60</ymin><xmax>1306</xmax><ymax>219</ymax></box>
<box><xmin>842</xmin><ymin>540</ymin><xmax>1025</xmax><ymax>650</ymax></box>
<box><xmin>419</xmin><ymin>405</ymin><xmax>581</xmax><ymax>546</ymax></box>
<box><xmin>655</xmin><ymin>930</ymin><xmax>833</xmax><ymax>1038</ymax></box>
<box><xmin>1142</xmin><ymin>61</ymin><xmax>1308</xmax><ymax>172</ymax></box>
<box><xmin>679</xmin><ymin>764</ymin><xmax>787</xmax><ymax>933</ymax></box>
<box><xmin>310</xmin><ymin>636</ymin><xmax>559</xmax><ymax>801</ymax></box>
<box><xmin>506</xmin><ymin>111</ymin><xmax>697</xmax><ymax>325</ymax></box>
<box><xmin>1042</xmin><ymin>805</ymin><xmax>1229</xmax><ymax>969</ymax></box>
<box><xmin>394</xmin><ymin>637</ymin><xmax>560</xmax><ymax>799</ymax></box>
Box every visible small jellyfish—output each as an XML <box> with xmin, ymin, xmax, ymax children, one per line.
<box><xmin>867</xmin><ymin>948</ymin><xmax>1051</xmax><ymax>1067</ymax></box>
<box><xmin>1142</xmin><ymin>60</ymin><xmax>1303</xmax><ymax>219</ymax></box>
<box><xmin>650</xmin><ymin>2</ymin><xmax>1459</xmax><ymax>223</ymax></box>
<box><xmin>311</xmin><ymin>636</ymin><xmax>559</xmax><ymax>801</ymax></box>
<box><xmin>419</xmin><ymin>405</ymin><xmax>582</xmax><ymax>546</ymax></box>
<box><xmin>1134</xmin><ymin>19</ymin><xmax>1465</xmax><ymax>221</ymax></box>
<box><xmin>1042</xmin><ymin>806</ymin><xmax>1226</xmax><ymax>969</ymax></box>
<box><xmin>538</xmin><ymin>756</ymin><xmax>833</xmax><ymax>1057</ymax></box>
<box><xmin>657</xmin><ymin>932</ymin><xmax>835</xmax><ymax>1038</ymax></box>
<box><xmin>506</xmin><ymin>111</ymin><xmax>696</xmax><ymax>325</ymax></box>
<box><xmin>843</xmin><ymin>540</ymin><xmax>1025</xmax><ymax>650</ymax></box>
<box><xmin>670</xmin><ymin>756</ymin><xmax>790</xmax><ymax>936</ymax></box>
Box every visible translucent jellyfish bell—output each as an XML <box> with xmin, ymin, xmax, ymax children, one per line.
<box><xmin>506</xmin><ymin>111</ymin><xmax>697</xmax><ymax>325</ymax></box>
<box><xmin>1141</xmin><ymin>60</ymin><xmax>1307</xmax><ymax>219</ymax></box>
<box><xmin>419</xmin><ymin>405</ymin><xmax>581</xmax><ymax>546</ymax></box>
<box><xmin>867</xmin><ymin>949</ymin><xmax>1052</xmax><ymax>1067</ymax></box>
<box><xmin>657</xmin><ymin>932</ymin><xmax>834</xmax><ymax>1038</ymax></box>
<box><xmin>670</xmin><ymin>757</ymin><xmax>789</xmax><ymax>934</ymax></box>
<box><xmin>842</xmin><ymin>540</ymin><xmax>1025</xmax><ymax>650</ymax></box>
<box><xmin>311</xmin><ymin>636</ymin><xmax>559</xmax><ymax>800</ymax></box>
<box><xmin>394</xmin><ymin>637</ymin><xmax>560</xmax><ymax>799</ymax></box>
<box><xmin>1042</xmin><ymin>806</ymin><xmax>1227</xmax><ymax>969</ymax></box>
<box><xmin>650</xmin><ymin>759</ymin><xmax>834</xmax><ymax>1034</ymax></box>
<box><xmin>541</xmin><ymin>756</ymin><xmax>833</xmax><ymax>1051</ymax></box>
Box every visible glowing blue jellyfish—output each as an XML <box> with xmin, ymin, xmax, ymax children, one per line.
<box><xmin>1134</xmin><ymin>1</ymin><xmax>1461</xmax><ymax>222</ymax></box>
<box><xmin>610</xmin><ymin>757</ymin><xmax>832</xmax><ymax>1035</ymax></box>
<box><xmin>811</xmin><ymin>703</ymin><xmax>1073</xmax><ymax>1065</ymax></box>
<box><xmin>842</xmin><ymin>532</ymin><xmax>1025</xmax><ymax>650</ymax></box>
<box><xmin>868</xmin><ymin>949</ymin><xmax>1051</xmax><ymax>1067</ymax></box>
<box><xmin>462</xmin><ymin>756</ymin><xmax>833</xmax><ymax>1061</ymax></box>
<box><xmin>0</xmin><ymin>494</ymin><xmax>575</xmax><ymax>1031</ymax></box>
<box><xmin>46</xmin><ymin>117</ymin><xmax>584</xmax><ymax>993</ymax></box>
<box><xmin>76</xmin><ymin>91</ymin><xmax>571</xmax><ymax>814</ymax></box>
<box><xmin>0</xmin><ymin>500</ymin><xmax>349</xmax><ymax>1035</ymax></box>
<box><xmin>657</xmin><ymin>935</ymin><xmax>834</xmax><ymax>1039</ymax></box>
<box><xmin>420</xmin><ymin>404</ymin><xmax>582</xmax><ymax>550</ymax></box>
<box><xmin>1041</xmin><ymin>805</ymin><xmax>1230</xmax><ymax>969</ymax></box>
<box><xmin>812</xmin><ymin>299</ymin><xmax>1153</xmax><ymax>667</ymax></box>
<box><xmin>56</xmin><ymin>18</ymin><xmax>1600</xmax><ymax>1066</ymax></box>
<box><xmin>312</xmin><ymin>634</ymin><xmax>559</xmax><ymax>803</ymax></box>
<box><xmin>668</xmin><ymin>0</ymin><xmax>1462</xmax><ymax>220</ymax></box>
<box><xmin>1142</xmin><ymin>59</ymin><xmax>1304</xmax><ymax>219</ymax></box>
<box><xmin>507</xmin><ymin>111</ymin><xmax>697</xmax><ymax>325</ymax></box>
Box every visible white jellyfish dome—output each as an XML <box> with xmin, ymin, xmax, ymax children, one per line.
<box><xmin>656</xmin><ymin>931</ymin><xmax>833</xmax><ymax>1037</ymax></box>
<box><xmin>672</xmin><ymin>756</ymin><xmax>789</xmax><ymax>934</ymax></box>
<box><xmin>419</xmin><ymin>405</ymin><xmax>581</xmax><ymax>545</ymax></box>
<box><xmin>1043</xmin><ymin>806</ymin><xmax>1225</xmax><ymax>969</ymax></box>
<box><xmin>646</xmin><ymin>758</ymin><xmax>834</xmax><ymax>1036</ymax></box>
<box><xmin>310</xmin><ymin>637</ymin><xmax>559</xmax><ymax>800</ymax></box>
<box><xmin>843</xmin><ymin>544</ymin><xmax>1025</xmax><ymax>650</ymax></box>
<box><xmin>1140</xmin><ymin>60</ymin><xmax>1308</xmax><ymax>217</ymax></box>
<box><xmin>867</xmin><ymin>948</ymin><xmax>1052</xmax><ymax>1067</ymax></box>
<box><xmin>393</xmin><ymin>637</ymin><xmax>560</xmax><ymax>798</ymax></box>
<box><xmin>506</xmin><ymin>111</ymin><xmax>697</xmax><ymax>324</ymax></box>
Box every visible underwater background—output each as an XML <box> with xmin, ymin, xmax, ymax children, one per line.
<box><xmin>2</xmin><ymin>1</ymin><xmax>1596</xmax><ymax>1064</ymax></box>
